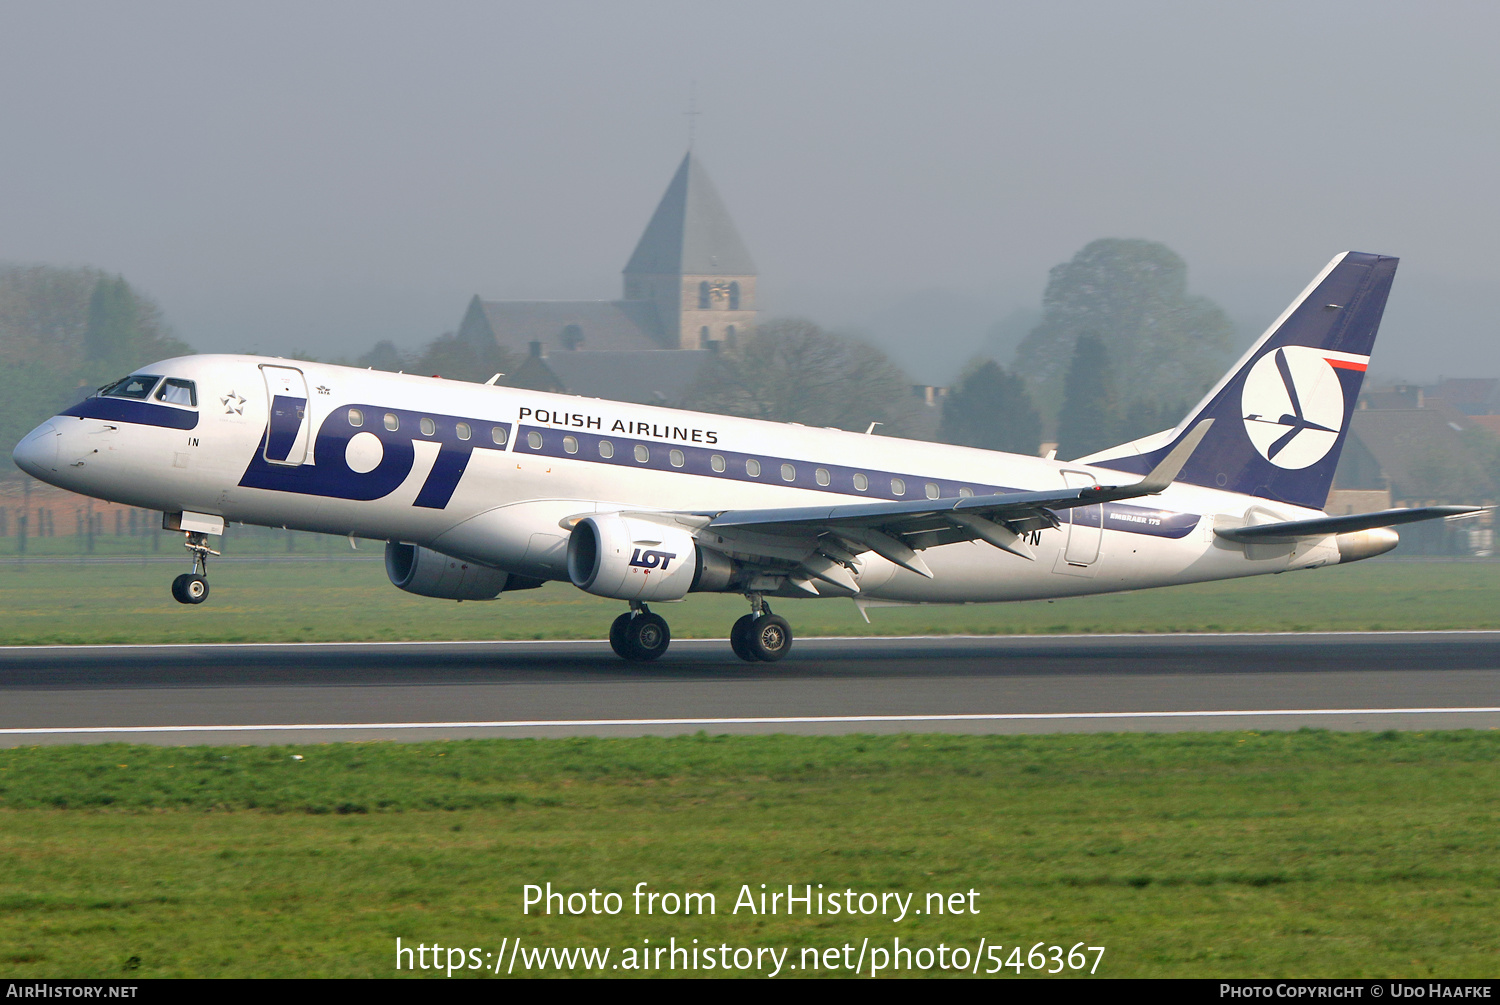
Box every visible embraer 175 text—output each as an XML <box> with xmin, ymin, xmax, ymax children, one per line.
<box><xmin>12</xmin><ymin>253</ymin><xmax>1478</xmax><ymax>661</ymax></box>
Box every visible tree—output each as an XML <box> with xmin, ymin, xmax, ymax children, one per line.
<box><xmin>1013</xmin><ymin>239</ymin><xmax>1235</xmax><ymax>417</ymax></box>
<box><xmin>0</xmin><ymin>265</ymin><xmax>188</xmax><ymax>476</ymax></box>
<box><xmin>1116</xmin><ymin>396</ymin><xmax>1188</xmax><ymax>444</ymax></box>
<box><xmin>412</xmin><ymin>333</ymin><xmax>514</xmax><ymax>383</ymax></box>
<box><xmin>82</xmin><ymin>274</ymin><xmax>185</xmax><ymax>373</ymax></box>
<box><xmin>1055</xmin><ymin>334</ymin><xmax>1120</xmax><ymax>460</ymax></box>
<box><xmin>357</xmin><ymin>340</ymin><xmax>406</xmax><ymax>372</ymax></box>
<box><xmin>84</xmin><ymin>276</ymin><xmax>138</xmax><ymax>366</ymax></box>
<box><xmin>358</xmin><ymin>332</ymin><xmax>517</xmax><ymax>383</ymax></box>
<box><xmin>0</xmin><ymin>265</ymin><xmax>97</xmax><ymax>370</ymax></box>
<box><xmin>937</xmin><ymin>359</ymin><xmax>1043</xmax><ymax>455</ymax></box>
<box><xmin>680</xmin><ymin>318</ymin><xmax>921</xmax><ymax>435</ymax></box>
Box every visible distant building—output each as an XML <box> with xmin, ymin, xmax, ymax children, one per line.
<box><xmin>1425</xmin><ymin>377</ymin><xmax>1500</xmax><ymax>416</ymax></box>
<box><xmin>1331</xmin><ymin>381</ymin><xmax>1497</xmax><ymax>554</ymax></box>
<box><xmin>457</xmin><ymin>151</ymin><xmax>757</xmax><ymax>364</ymax></box>
<box><xmin>506</xmin><ymin>342</ymin><xmax>716</xmax><ymax>407</ymax></box>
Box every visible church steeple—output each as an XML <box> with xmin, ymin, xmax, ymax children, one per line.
<box><xmin>623</xmin><ymin>152</ymin><xmax>757</xmax><ymax>349</ymax></box>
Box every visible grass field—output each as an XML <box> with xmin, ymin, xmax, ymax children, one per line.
<box><xmin>1</xmin><ymin>554</ymin><xmax>1497</xmax><ymax>645</ymax></box>
<box><xmin>1</xmin><ymin>731</ymin><xmax>1497</xmax><ymax>978</ymax></box>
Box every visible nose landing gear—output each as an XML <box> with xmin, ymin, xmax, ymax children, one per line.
<box><xmin>609</xmin><ymin>603</ymin><xmax>671</xmax><ymax>661</ymax></box>
<box><xmin>170</xmin><ymin>531</ymin><xmax>218</xmax><ymax>605</ymax></box>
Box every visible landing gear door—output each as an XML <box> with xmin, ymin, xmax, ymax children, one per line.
<box><xmin>1055</xmin><ymin>470</ymin><xmax>1102</xmax><ymax>575</ymax></box>
<box><xmin>260</xmin><ymin>365</ymin><xmax>310</xmax><ymax>466</ymax></box>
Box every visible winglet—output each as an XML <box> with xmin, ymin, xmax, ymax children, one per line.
<box><xmin>1135</xmin><ymin>419</ymin><xmax>1213</xmax><ymax>494</ymax></box>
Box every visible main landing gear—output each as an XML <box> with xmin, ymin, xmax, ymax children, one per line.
<box><xmin>730</xmin><ymin>596</ymin><xmax>793</xmax><ymax>663</ymax></box>
<box><xmin>170</xmin><ymin>531</ymin><xmax>218</xmax><ymax>605</ymax></box>
<box><xmin>606</xmin><ymin>595</ymin><xmax>794</xmax><ymax>663</ymax></box>
<box><xmin>609</xmin><ymin>603</ymin><xmax>671</xmax><ymax>661</ymax></box>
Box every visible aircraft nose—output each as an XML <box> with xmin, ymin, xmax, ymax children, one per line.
<box><xmin>12</xmin><ymin>421</ymin><xmax>59</xmax><ymax>478</ymax></box>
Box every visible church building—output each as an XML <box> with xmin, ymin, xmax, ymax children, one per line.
<box><xmin>457</xmin><ymin>151</ymin><xmax>757</xmax><ymax>361</ymax></box>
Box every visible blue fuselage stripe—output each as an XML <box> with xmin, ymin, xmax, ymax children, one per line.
<box><xmin>61</xmin><ymin>397</ymin><xmax>199</xmax><ymax>430</ymax></box>
<box><xmin>514</xmin><ymin>424</ymin><xmax>1199</xmax><ymax>540</ymax></box>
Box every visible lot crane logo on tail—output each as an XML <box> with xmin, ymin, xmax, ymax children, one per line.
<box><xmin>1240</xmin><ymin>346</ymin><xmax>1366</xmax><ymax>469</ymax></box>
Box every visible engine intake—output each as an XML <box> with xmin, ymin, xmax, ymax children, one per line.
<box><xmin>568</xmin><ymin>513</ymin><xmax>706</xmax><ymax>601</ymax></box>
<box><xmin>385</xmin><ymin>542</ymin><xmax>513</xmax><ymax>600</ymax></box>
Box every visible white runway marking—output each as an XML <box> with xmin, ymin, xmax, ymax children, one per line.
<box><xmin>4</xmin><ymin>707</ymin><xmax>1498</xmax><ymax>736</ymax></box>
<box><xmin>1</xmin><ymin>629</ymin><xmax>1498</xmax><ymax>652</ymax></box>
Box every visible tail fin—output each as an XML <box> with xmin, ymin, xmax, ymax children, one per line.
<box><xmin>1087</xmin><ymin>251</ymin><xmax>1397</xmax><ymax>511</ymax></box>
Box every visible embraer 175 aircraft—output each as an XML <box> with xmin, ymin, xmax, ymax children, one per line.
<box><xmin>11</xmin><ymin>252</ymin><xmax>1478</xmax><ymax>662</ymax></box>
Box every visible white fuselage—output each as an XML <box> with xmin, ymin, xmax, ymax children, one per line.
<box><xmin>21</xmin><ymin>354</ymin><xmax>1344</xmax><ymax>605</ymax></box>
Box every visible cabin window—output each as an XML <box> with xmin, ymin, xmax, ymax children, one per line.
<box><xmin>958</xmin><ymin>487</ymin><xmax>973</xmax><ymax>498</ymax></box>
<box><xmin>634</xmin><ymin>444</ymin><xmax>650</xmax><ymax>463</ymax></box>
<box><xmin>891</xmin><ymin>477</ymin><xmax>906</xmax><ymax>496</ymax></box>
<box><xmin>348</xmin><ymin>409</ymin><xmax>364</xmax><ymax>427</ymax></box>
<box><xmin>384</xmin><ymin>413</ymin><xmax>399</xmax><ymax>431</ymax></box>
<box><xmin>925</xmin><ymin>482</ymin><xmax>940</xmax><ymax>500</ymax></box>
<box><xmin>598</xmin><ymin>440</ymin><xmax>614</xmax><ymax>458</ymax></box>
<box><xmin>155</xmin><ymin>378</ymin><xmax>197</xmax><ymax>406</ymax></box>
<box><xmin>563</xmin><ymin>435</ymin><xmax>579</xmax><ymax>454</ymax></box>
<box><xmin>853</xmin><ymin>472</ymin><xmax>869</xmax><ymax>492</ymax></box>
<box><xmin>781</xmin><ymin>463</ymin><xmax>796</xmax><ymax>482</ymax></box>
<box><xmin>491</xmin><ymin>426</ymin><xmax>508</xmax><ymax>446</ymax></box>
<box><xmin>815</xmin><ymin>467</ymin><xmax>831</xmax><ymax>486</ymax></box>
<box><xmin>420</xmin><ymin>417</ymin><xmax>436</xmax><ymax>436</ymax></box>
<box><xmin>698</xmin><ymin>281</ymin><xmax>711</xmax><ymax>309</ymax></box>
<box><xmin>669</xmin><ymin>448</ymin><xmax>685</xmax><ymax>468</ymax></box>
<box><xmin>455</xmin><ymin>422</ymin><xmax>471</xmax><ymax>441</ymax></box>
<box><xmin>710</xmin><ymin>454</ymin><xmax>726</xmax><ymax>472</ymax></box>
<box><xmin>745</xmin><ymin>458</ymin><xmax>761</xmax><ymax>477</ymax></box>
<box><xmin>100</xmin><ymin>374</ymin><xmax>161</xmax><ymax>400</ymax></box>
<box><xmin>729</xmin><ymin>281</ymin><xmax>740</xmax><ymax>310</ymax></box>
<box><xmin>527</xmin><ymin>431</ymin><xmax>542</xmax><ymax>449</ymax></box>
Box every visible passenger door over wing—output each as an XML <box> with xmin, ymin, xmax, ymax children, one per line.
<box><xmin>1058</xmin><ymin>470</ymin><xmax>1102</xmax><ymax>571</ymax></box>
<box><xmin>260</xmin><ymin>365</ymin><xmax>310</xmax><ymax>466</ymax></box>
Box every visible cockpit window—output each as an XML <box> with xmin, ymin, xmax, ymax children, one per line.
<box><xmin>155</xmin><ymin>378</ymin><xmax>197</xmax><ymax>407</ymax></box>
<box><xmin>99</xmin><ymin>374</ymin><xmax>162</xmax><ymax>400</ymax></box>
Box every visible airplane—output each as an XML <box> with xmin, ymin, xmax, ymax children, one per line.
<box><xmin>10</xmin><ymin>252</ymin><xmax>1479</xmax><ymax>662</ymax></box>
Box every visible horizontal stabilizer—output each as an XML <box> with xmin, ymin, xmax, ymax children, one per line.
<box><xmin>1214</xmin><ymin>505</ymin><xmax>1481</xmax><ymax>544</ymax></box>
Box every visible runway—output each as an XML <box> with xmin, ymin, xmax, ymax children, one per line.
<box><xmin>2</xmin><ymin>632</ymin><xmax>1498</xmax><ymax>745</ymax></box>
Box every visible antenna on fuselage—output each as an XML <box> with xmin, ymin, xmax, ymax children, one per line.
<box><xmin>485</xmin><ymin>373</ymin><xmax>504</xmax><ymax>385</ymax></box>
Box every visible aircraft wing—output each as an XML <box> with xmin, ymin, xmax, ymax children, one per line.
<box><xmin>1214</xmin><ymin>505</ymin><xmax>1483</xmax><ymax>544</ymax></box>
<box><xmin>647</xmin><ymin>420</ymin><xmax>1214</xmax><ymax>592</ymax></box>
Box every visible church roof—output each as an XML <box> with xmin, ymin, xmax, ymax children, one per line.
<box><xmin>623</xmin><ymin>152</ymin><xmax>756</xmax><ymax>277</ymax></box>
<box><xmin>462</xmin><ymin>297</ymin><xmax>669</xmax><ymax>353</ymax></box>
<box><xmin>1345</xmin><ymin>408</ymin><xmax>1487</xmax><ymax>502</ymax></box>
<box><xmin>539</xmin><ymin>349</ymin><xmax>712</xmax><ymax>405</ymax></box>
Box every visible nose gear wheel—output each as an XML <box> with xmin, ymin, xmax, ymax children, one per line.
<box><xmin>170</xmin><ymin>531</ymin><xmax>219</xmax><ymax>605</ymax></box>
<box><xmin>171</xmin><ymin>573</ymin><xmax>209</xmax><ymax>605</ymax></box>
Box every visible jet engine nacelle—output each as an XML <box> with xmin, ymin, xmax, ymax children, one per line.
<box><xmin>384</xmin><ymin>542</ymin><xmax>512</xmax><ymax>600</ymax></box>
<box><xmin>567</xmin><ymin>512</ymin><xmax>702</xmax><ymax>601</ymax></box>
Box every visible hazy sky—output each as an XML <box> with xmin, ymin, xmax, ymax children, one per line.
<box><xmin>2</xmin><ymin>1</ymin><xmax>1496</xmax><ymax>383</ymax></box>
